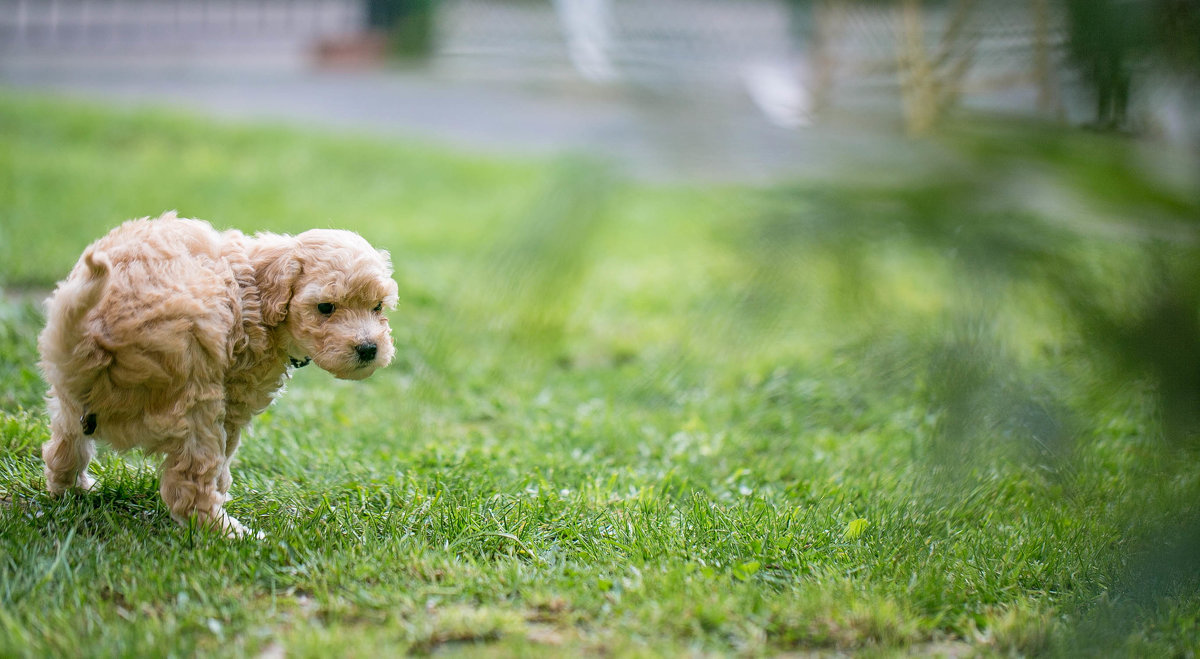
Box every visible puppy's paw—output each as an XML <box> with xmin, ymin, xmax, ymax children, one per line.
<box><xmin>216</xmin><ymin>511</ymin><xmax>265</xmax><ymax>541</ymax></box>
<box><xmin>173</xmin><ymin>508</ymin><xmax>264</xmax><ymax>541</ymax></box>
<box><xmin>216</xmin><ymin>504</ymin><xmax>264</xmax><ymax>540</ymax></box>
<box><xmin>228</xmin><ymin>525</ymin><xmax>267</xmax><ymax>541</ymax></box>
<box><xmin>224</xmin><ymin>516</ymin><xmax>265</xmax><ymax>541</ymax></box>
<box><xmin>45</xmin><ymin>470</ymin><xmax>97</xmax><ymax>496</ymax></box>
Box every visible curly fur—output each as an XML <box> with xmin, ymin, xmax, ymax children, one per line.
<box><xmin>37</xmin><ymin>212</ymin><xmax>398</xmax><ymax>538</ymax></box>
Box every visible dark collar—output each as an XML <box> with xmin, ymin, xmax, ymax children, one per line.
<box><xmin>289</xmin><ymin>356</ymin><xmax>311</xmax><ymax>368</ymax></box>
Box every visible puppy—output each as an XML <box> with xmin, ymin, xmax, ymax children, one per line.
<box><xmin>37</xmin><ymin>212</ymin><xmax>398</xmax><ymax>538</ymax></box>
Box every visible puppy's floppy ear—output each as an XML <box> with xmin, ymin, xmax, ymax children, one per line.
<box><xmin>251</xmin><ymin>236</ymin><xmax>301</xmax><ymax>326</ymax></box>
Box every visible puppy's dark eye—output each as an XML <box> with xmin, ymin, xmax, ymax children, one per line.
<box><xmin>373</xmin><ymin>302</ymin><xmax>383</xmax><ymax>312</ymax></box>
<box><xmin>317</xmin><ymin>302</ymin><xmax>335</xmax><ymax>315</ymax></box>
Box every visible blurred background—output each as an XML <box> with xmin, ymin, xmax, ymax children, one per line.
<box><xmin>2</xmin><ymin>0</ymin><xmax>1200</xmax><ymax>651</ymax></box>
<box><xmin>2</xmin><ymin>0</ymin><xmax>1196</xmax><ymax>181</ymax></box>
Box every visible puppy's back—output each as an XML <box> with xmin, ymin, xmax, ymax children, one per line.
<box><xmin>39</xmin><ymin>213</ymin><xmax>242</xmax><ymax>419</ymax></box>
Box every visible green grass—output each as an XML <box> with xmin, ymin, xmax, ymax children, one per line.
<box><xmin>2</xmin><ymin>93</ymin><xmax>1199</xmax><ymax>656</ymax></box>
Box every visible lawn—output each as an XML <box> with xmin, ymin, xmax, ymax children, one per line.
<box><xmin>1</xmin><ymin>93</ymin><xmax>1199</xmax><ymax>656</ymax></box>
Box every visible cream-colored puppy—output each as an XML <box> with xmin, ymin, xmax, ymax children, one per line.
<box><xmin>38</xmin><ymin>212</ymin><xmax>398</xmax><ymax>538</ymax></box>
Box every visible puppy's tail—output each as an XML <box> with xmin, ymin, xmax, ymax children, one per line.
<box><xmin>38</xmin><ymin>248</ymin><xmax>112</xmax><ymax>385</ymax></box>
<box><xmin>61</xmin><ymin>248</ymin><xmax>110</xmax><ymax>330</ymax></box>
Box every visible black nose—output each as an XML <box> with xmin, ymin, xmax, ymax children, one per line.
<box><xmin>355</xmin><ymin>342</ymin><xmax>378</xmax><ymax>362</ymax></box>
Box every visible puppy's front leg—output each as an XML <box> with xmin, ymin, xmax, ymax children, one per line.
<box><xmin>42</xmin><ymin>392</ymin><xmax>97</xmax><ymax>494</ymax></box>
<box><xmin>159</xmin><ymin>402</ymin><xmax>258</xmax><ymax>539</ymax></box>
<box><xmin>215</xmin><ymin>420</ymin><xmax>245</xmax><ymax>505</ymax></box>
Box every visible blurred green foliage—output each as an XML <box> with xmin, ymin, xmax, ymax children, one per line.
<box><xmin>744</xmin><ymin>118</ymin><xmax>1200</xmax><ymax>648</ymax></box>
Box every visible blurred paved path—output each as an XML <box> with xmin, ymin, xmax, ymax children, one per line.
<box><xmin>3</xmin><ymin>61</ymin><xmax>877</xmax><ymax>183</ymax></box>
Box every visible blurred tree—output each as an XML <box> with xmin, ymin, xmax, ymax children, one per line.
<box><xmin>366</xmin><ymin>0</ymin><xmax>437</xmax><ymax>58</ymax></box>
<box><xmin>1063</xmin><ymin>0</ymin><xmax>1200</xmax><ymax>131</ymax></box>
<box><xmin>1153</xmin><ymin>0</ymin><xmax>1200</xmax><ymax>74</ymax></box>
<box><xmin>366</xmin><ymin>0</ymin><xmax>407</xmax><ymax>29</ymax></box>
<box><xmin>784</xmin><ymin>0</ymin><xmax>1062</xmax><ymax>134</ymax></box>
<box><xmin>895</xmin><ymin>0</ymin><xmax>977</xmax><ymax>135</ymax></box>
<box><xmin>781</xmin><ymin>0</ymin><xmax>843</xmax><ymax>119</ymax></box>
<box><xmin>1062</xmin><ymin>0</ymin><xmax>1147</xmax><ymax>129</ymax></box>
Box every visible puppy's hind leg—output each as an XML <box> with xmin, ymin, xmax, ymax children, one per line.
<box><xmin>42</xmin><ymin>392</ymin><xmax>97</xmax><ymax>494</ymax></box>
<box><xmin>158</xmin><ymin>400</ymin><xmax>260</xmax><ymax>539</ymax></box>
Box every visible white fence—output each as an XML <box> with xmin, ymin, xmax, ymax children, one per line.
<box><xmin>0</xmin><ymin>0</ymin><xmax>362</xmax><ymax>51</ymax></box>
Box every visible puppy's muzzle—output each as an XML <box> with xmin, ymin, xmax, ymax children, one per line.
<box><xmin>355</xmin><ymin>342</ymin><xmax>378</xmax><ymax>363</ymax></box>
